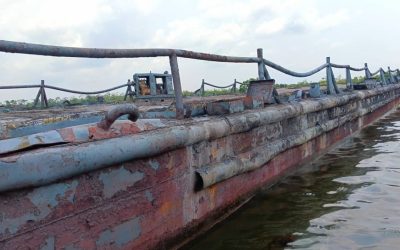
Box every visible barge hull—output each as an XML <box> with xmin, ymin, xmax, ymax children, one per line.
<box><xmin>1</xmin><ymin>85</ymin><xmax>400</xmax><ymax>249</ymax></box>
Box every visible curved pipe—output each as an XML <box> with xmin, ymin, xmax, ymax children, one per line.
<box><xmin>97</xmin><ymin>104</ymin><xmax>139</xmax><ymax>130</ymax></box>
<box><xmin>203</xmin><ymin>82</ymin><xmax>235</xmax><ymax>89</ymax></box>
<box><xmin>370</xmin><ymin>69</ymin><xmax>380</xmax><ymax>76</ymax></box>
<box><xmin>45</xmin><ymin>83</ymin><xmax>128</xmax><ymax>95</ymax></box>
<box><xmin>263</xmin><ymin>59</ymin><xmax>327</xmax><ymax>77</ymax></box>
<box><xmin>330</xmin><ymin>63</ymin><xmax>365</xmax><ymax>71</ymax></box>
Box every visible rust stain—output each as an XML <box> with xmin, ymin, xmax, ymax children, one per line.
<box><xmin>18</xmin><ymin>137</ymin><xmax>30</xmax><ymax>150</ymax></box>
<box><xmin>160</xmin><ymin>201</ymin><xmax>173</xmax><ymax>215</ymax></box>
<box><xmin>208</xmin><ymin>185</ymin><xmax>218</xmax><ymax>208</ymax></box>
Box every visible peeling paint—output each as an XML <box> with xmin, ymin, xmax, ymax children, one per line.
<box><xmin>39</xmin><ymin>236</ymin><xmax>55</xmax><ymax>250</ymax></box>
<box><xmin>99</xmin><ymin>166</ymin><xmax>144</xmax><ymax>199</ymax></box>
<box><xmin>145</xmin><ymin>190</ymin><xmax>154</xmax><ymax>202</ymax></box>
<box><xmin>149</xmin><ymin>160</ymin><xmax>160</xmax><ymax>170</ymax></box>
<box><xmin>96</xmin><ymin>217</ymin><xmax>141</xmax><ymax>248</ymax></box>
<box><xmin>0</xmin><ymin>180</ymin><xmax>78</xmax><ymax>235</ymax></box>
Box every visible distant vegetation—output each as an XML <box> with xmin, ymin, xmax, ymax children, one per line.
<box><xmin>0</xmin><ymin>92</ymin><xmax>127</xmax><ymax>109</ymax></box>
<box><xmin>0</xmin><ymin>75</ymin><xmax>376</xmax><ymax>109</ymax></box>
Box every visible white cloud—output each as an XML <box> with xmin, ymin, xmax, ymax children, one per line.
<box><xmin>0</xmin><ymin>0</ymin><xmax>399</xmax><ymax>101</ymax></box>
<box><xmin>255</xmin><ymin>17</ymin><xmax>288</xmax><ymax>35</ymax></box>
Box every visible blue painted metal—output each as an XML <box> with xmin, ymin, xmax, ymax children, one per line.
<box><xmin>309</xmin><ymin>82</ymin><xmax>321</xmax><ymax>98</ymax></box>
<box><xmin>0</xmin><ymin>130</ymin><xmax>64</xmax><ymax>155</ymax></box>
<box><xmin>365</xmin><ymin>63</ymin><xmax>372</xmax><ymax>78</ymax></box>
<box><xmin>388</xmin><ymin>67</ymin><xmax>396</xmax><ymax>83</ymax></box>
<box><xmin>346</xmin><ymin>67</ymin><xmax>353</xmax><ymax>90</ymax></box>
<box><xmin>326</xmin><ymin>57</ymin><xmax>339</xmax><ymax>95</ymax></box>
<box><xmin>380</xmin><ymin>68</ymin><xmax>388</xmax><ymax>86</ymax></box>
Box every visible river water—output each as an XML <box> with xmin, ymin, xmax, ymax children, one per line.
<box><xmin>185</xmin><ymin>108</ymin><xmax>400</xmax><ymax>250</ymax></box>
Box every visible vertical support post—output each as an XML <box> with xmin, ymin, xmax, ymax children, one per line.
<box><xmin>397</xmin><ymin>69</ymin><xmax>400</xmax><ymax>77</ymax></box>
<box><xmin>388</xmin><ymin>67</ymin><xmax>395</xmax><ymax>84</ymax></box>
<box><xmin>346</xmin><ymin>66</ymin><xmax>353</xmax><ymax>90</ymax></box>
<box><xmin>364</xmin><ymin>63</ymin><xmax>372</xmax><ymax>79</ymax></box>
<box><xmin>326</xmin><ymin>57</ymin><xmax>337</xmax><ymax>95</ymax></box>
<box><xmin>124</xmin><ymin>79</ymin><xmax>134</xmax><ymax>101</ymax></box>
<box><xmin>36</xmin><ymin>80</ymin><xmax>48</xmax><ymax>108</ymax></box>
<box><xmin>257</xmin><ymin>48</ymin><xmax>271</xmax><ymax>80</ymax></box>
<box><xmin>169</xmin><ymin>53</ymin><xmax>184</xmax><ymax>119</ymax></box>
<box><xmin>40</xmin><ymin>80</ymin><xmax>45</xmax><ymax>108</ymax></box>
<box><xmin>33</xmin><ymin>85</ymin><xmax>41</xmax><ymax>108</ymax></box>
<box><xmin>379</xmin><ymin>68</ymin><xmax>387</xmax><ymax>86</ymax></box>
<box><xmin>201</xmin><ymin>79</ymin><xmax>205</xmax><ymax>96</ymax></box>
<box><xmin>232</xmin><ymin>79</ymin><xmax>237</xmax><ymax>93</ymax></box>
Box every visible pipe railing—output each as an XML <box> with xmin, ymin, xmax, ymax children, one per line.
<box><xmin>0</xmin><ymin>39</ymin><xmax>398</xmax><ymax>118</ymax></box>
<box><xmin>0</xmin><ymin>80</ymin><xmax>135</xmax><ymax>108</ymax></box>
<box><xmin>195</xmin><ymin>79</ymin><xmax>247</xmax><ymax>96</ymax></box>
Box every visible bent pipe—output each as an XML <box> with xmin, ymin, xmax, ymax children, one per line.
<box><xmin>195</xmin><ymin>95</ymin><xmax>397</xmax><ymax>189</ymax></box>
<box><xmin>97</xmin><ymin>104</ymin><xmax>139</xmax><ymax>130</ymax></box>
<box><xmin>263</xmin><ymin>59</ymin><xmax>328</xmax><ymax>77</ymax></box>
<box><xmin>0</xmin><ymin>84</ymin><xmax>398</xmax><ymax>193</ymax></box>
<box><xmin>330</xmin><ymin>63</ymin><xmax>365</xmax><ymax>71</ymax></box>
<box><xmin>203</xmin><ymin>82</ymin><xmax>235</xmax><ymax>89</ymax></box>
<box><xmin>45</xmin><ymin>83</ymin><xmax>128</xmax><ymax>95</ymax></box>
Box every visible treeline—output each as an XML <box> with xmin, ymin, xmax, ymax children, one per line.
<box><xmin>0</xmin><ymin>75</ymin><xmax>371</xmax><ymax>108</ymax></box>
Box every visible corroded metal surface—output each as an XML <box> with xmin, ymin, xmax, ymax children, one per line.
<box><xmin>0</xmin><ymin>84</ymin><xmax>400</xmax><ymax>249</ymax></box>
<box><xmin>97</xmin><ymin>104</ymin><xmax>139</xmax><ymax>130</ymax></box>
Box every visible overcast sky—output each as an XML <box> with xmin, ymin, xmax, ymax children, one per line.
<box><xmin>0</xmin><ymin>0</ymin><xmax>399</xmax><ymax>101</ymax></box>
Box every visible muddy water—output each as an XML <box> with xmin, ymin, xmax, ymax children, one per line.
<box><xmin>185</xmin><ymin>108</ymin><xmax>400</xmax><ymax>249</ymax></box>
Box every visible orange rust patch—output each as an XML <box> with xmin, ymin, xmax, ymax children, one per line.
<box><xmin>160</xmin><ymin>201</ymin><xmax>174</xmax><ymax>215</ymax></box>
<box><xmin>210</xmin><ymin>147</ymin><xmax>218</xmax><ymax>160</ymax></box>
<box><xmin>208</xmin><ymin>185</ymin><xmax>218</xmax><ymax>208</ymax></box>
<box><xmin>59</xmin><ymin>128</ymin><xmax>76</xmax><ymax>142</ymax></box>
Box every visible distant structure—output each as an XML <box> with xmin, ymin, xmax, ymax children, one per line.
<box><xmin>133</xmin><ymin>71</ymin><xmax>174</xmax><ymax>99</ymax></box>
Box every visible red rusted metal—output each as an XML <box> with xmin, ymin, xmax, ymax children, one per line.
<box><xmin>0</xmin><ymin>85</ymin><xmax>400</xmax><ymax>250</ymax></box>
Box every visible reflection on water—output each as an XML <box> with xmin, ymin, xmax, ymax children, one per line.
<box><xmin>184</xmin><ymin>109</ymin><xmax>400</xmax><ymax>250</ymax></box>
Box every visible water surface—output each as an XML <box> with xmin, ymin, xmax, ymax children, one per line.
<box><xmin>185</xmin><ymin>108</ymin><xmax>400</xmax><ymax>249</ymax></box>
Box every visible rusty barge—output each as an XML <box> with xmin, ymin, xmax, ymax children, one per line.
<box><xmin>0</xmin><ymin>40</ymin><xmax>400</xmax><ymax>249</ymax></box>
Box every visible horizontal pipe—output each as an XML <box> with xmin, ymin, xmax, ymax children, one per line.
<box><xmin>263</xmin><ymin>59</ymin><xmax>328</xmax><ymax>77</ymax></box>
<box><xmin>0</xmin><ymin>119</ymin><xmax>231</xmax><ymax>192</ymax></box>
<box><xmin>0</xmin><ymin>40</ymin><xmax>259</xmax><ymax>63</ymax></box>
<box><xmin>0</xmin><ymin>84</ymin><xmax>41</xmax><ymax>89</ymax></box>
<box><xmin>196</xmin><ymin>89</ymin><xmax>399</xmax><ymax>189</ymax></box>
<box><xmin>196</xmin><ymin>111</ymin><xmax>360</xmax><ymax>189</ymax></box>
<box><xmin>0</xmin><ymin>84</ymin><xmax>399</xmax><ymax>192</ymax></box>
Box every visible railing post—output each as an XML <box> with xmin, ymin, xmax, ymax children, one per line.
<box><xmin>326</xmin><ymin>57</ymin><xmax>338</xmax><ymax>95</ymax></box>
<box><xmin>42</xmin><ymin>80</ymin><xmax>48</xmax><ymax>108</ymax></box>
<box><xmin>257</xmin><ymin>48</ymin><xmax>265</xmax><ymax>80</ymax></box>
<box><xmin>346</xmin><ymin>66</ymin><xmax>353</xmax><ymax>90</ymax></box>
<box><xmin>124</xmin><ymin>79</ymin><xmax>134</xmax><ymax>101</ymax></box>
<box><xmin>34</xmin><ymin>80</ymin><xmax>48</xmax><ymax>108</ymax></box>
<box><xmin>364</xmin><ymin>63</ymin><xmax>372</xmax><ymax>79</ymax></box>
<box><xmin>201</xmin><ymin>79</ymin><xmax>205</xmax><ymax>96</ymax></box>
<box><xmin>388</xmin><ymin>67</ymin><xmax>395</xmax><ymax>84</ymax></box>
<box><xmin>257</xmin><ymin>48</ymin><xmax>271</xmax><ymax>80</ymax></box>
<box><xmin>379</xmin><ymin>68</ymin><xmax>387</xmax><ymax>86</ymax></box>
<box><xmin>169</xmin><ymin>53</ymin><xmax>184</xmax><ymax>119</ymax></box>
<box><xmin>232</xmin><ymin>79</ymin><xmax>237</xmax><ymax>93</ymax></box>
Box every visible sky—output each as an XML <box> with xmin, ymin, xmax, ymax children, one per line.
<box><xmin>0</xmin><ymin>0</ymin><xmax>399</xmax><ymax>101</ymax></box>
